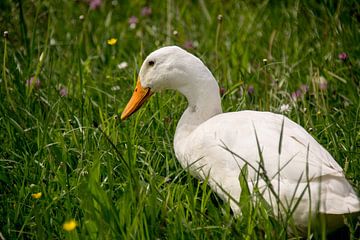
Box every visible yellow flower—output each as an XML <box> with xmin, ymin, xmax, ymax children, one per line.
<box><xmin>107</xmin><ymin>38</ymin><xmax>117</xmax><ymax>45</ymax></box>
<box><xmin>31</xmin><ymin>192</ymin><xmax>42</xmax><ymax>199</ymax></box>
<box><xmin>63</xmin><ymin>219</ymin><xmax>77</xmax><ymax>231</ymax></box>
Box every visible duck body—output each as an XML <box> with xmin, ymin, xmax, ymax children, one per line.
<box><xmin>121</xmin><ymin>46</ymin><xmax>360</xmax><ymax>235</ymax></box>
<box><xmin>175</xmin><ymin>110</ymin><xmax>359</xmax><ymax>233</ymax></box>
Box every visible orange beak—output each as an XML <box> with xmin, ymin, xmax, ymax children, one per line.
<box><xmin>121</xmin><ymin>79</ymin><xmax>153</xmax><ymax>120</ymax></box>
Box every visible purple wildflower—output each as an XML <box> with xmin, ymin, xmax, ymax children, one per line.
<box><xmin>26</xmin><ymin>76</ymin><xmax>41</xmax><ymax>89</ymax></box>
<box><xmin>141</xmin><ymin>6</ymin><xmax>152</xmax><ymax>17</ymax></box>
<box><xmin>291</xmin><ymin>84</ymin><xmax>308</xmax><ymax>101</ymax></box>
<box><xmin>128</xmin><ymin>16</ymin><xmax>139</xmax><ymax>29</ymax></box>
<box><xmin>183</xmin><ymin>41</ymin><xmax>194</xmax><ymax>50</ymax></box>
<box><xmin>128</xmin><ymin>16</ymin><xmax>139</xmax><ymax>25</ymax></box>
<box><xmin>247</xmin><ymin>85</ymin><xmax>255</xmax><ymax>95</ymax></box>
<box><xmin>291</xmin><ymin>89</ymin><xmax>302</xmax><ymax>101</ymax></box>
<box><xmin>338</xmin><ymin>52</ymin><xmax>348</xmax><ymax>61</ymax></box>
<box><xmin>89</xmin><ymin>0</ymin><xmax>101</xmax><ymax>9</ymax></box>
<box><xmin>59</xmin><ymin>86</ymin><xmax>68</xmax><ymax>97</ymax></box>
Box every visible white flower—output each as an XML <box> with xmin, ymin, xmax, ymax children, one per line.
<box><xmin>50</xmin><ymin>38</ymin><xmax>56</xmax><ymax>46</ymax></box>
<box><xmin>117</xmin><ymin>61</ymin><xmax>128</xmax><ymax>69</ymax></box>
<box><xmin>279</xmin><ymin>104</ymin><xmax>290</xmax><ymax>113</ymax></box>
<box><xmin>111</xmin><ymin>85</ymin><xmax>120</xmax><ymax>91</ymax></box>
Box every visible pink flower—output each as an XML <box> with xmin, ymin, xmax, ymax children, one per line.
<box><xmin>247</xmin><ymin>85</ymin><xmax>254</xmax><ymax>95</ymax></box>
<box><xmin>128</xmin><ymin>16</ymin><xmax>138</xmax><ymax>24</ymax></box>
<box><xmin>26</xmin><ymin>76</ymin><xmax>41</xmax><ymax>89</ymax></box>
<box><xmin>89</xmin><ymin>0</ymin><xmax>101</xmax><ymax>9</ymax></box>
<box><xmin>291</xmin><ymin>84</ymin><xmax>309</xmax><ymax>101</ymax></box>
<box><xmin>338</xmin><ymin>52</ymin><xmax>348</xmax><ymax>61</ymax></box>
<box><xmin>141</xmin><ymin>7</ymin><xmax>152</xmax><ymax>17</ymax></box>
<box><xmin>128</xmin><ymin>16</ymin><xmax>139</xmax><ymax>29</ymax></box>
<box><xmin>59</xmin><ymin>86</ymin><xmax>68</xmax><ymax>97</ymax></box>
<box><xmin>183</xmin><ymin>41</ymin><xmax>194</xmax><ymax>50</ymax></box>
<box><xmin>291</xmin><ymin>89</ymin><xmax>302</xmax><ymax>101</ymax></box>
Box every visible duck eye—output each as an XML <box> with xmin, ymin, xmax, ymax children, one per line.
<box><xmin>148</xmin><ymin>60</ymin><xmax>155</xmax><ymax>66</ymax></box>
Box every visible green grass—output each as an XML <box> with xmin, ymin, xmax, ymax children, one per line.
<box><xmin>1</xmin><ymin>0</ymin><xmax>360</xmax><ymax>239</ymax></box>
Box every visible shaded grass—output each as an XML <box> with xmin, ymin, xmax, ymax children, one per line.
<box><xmin>0</xmin><ymin>0</ymin><xmax>359</xmax><ymax>239</ymax></box>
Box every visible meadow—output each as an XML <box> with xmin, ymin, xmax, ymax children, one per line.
<box><xmin>0</xmin><ymin>0</ymin><xmax>360</xmax><ymax>239</ymax></box>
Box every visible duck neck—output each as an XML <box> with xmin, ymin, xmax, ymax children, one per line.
<box><xmin>175</xmin><ymin>76</ymin><xmax>223</xmax><ymax>141</ymax></box>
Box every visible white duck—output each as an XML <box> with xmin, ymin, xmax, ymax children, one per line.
<box><xmin>121</xmin><ymin>46</ymin><xmax>360</xmax><ymax>235</ymax></box>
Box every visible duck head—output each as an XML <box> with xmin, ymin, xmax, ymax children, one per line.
<box><xmin>121</xmin><ymin>46</ymin><xmax>219</xmax><ymax>120</ymax></box>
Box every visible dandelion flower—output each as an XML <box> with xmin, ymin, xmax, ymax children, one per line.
<box><xmin>31</xmin><ymin>192</ymin><xmax>42</xmax><ymax>199</ymax></box>
<box><xmin>107</xmin><ymin>38</ymin><xmax>118</xmax><ymax>45</ymax></box>
<box><xmin>63</xmin><ymin>219</ymin><xmax>77</xmax><ymax>231</ymax></box>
